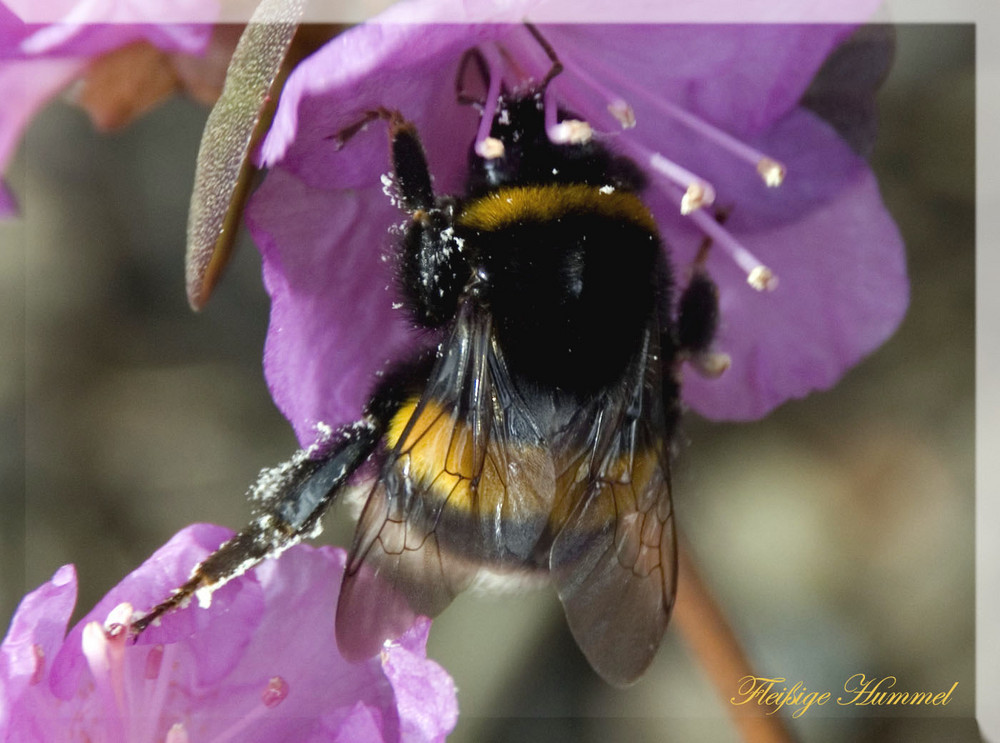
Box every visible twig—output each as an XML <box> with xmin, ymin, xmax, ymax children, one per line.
<box><xmin>673</xmin><ymin>537</ymin><xmax>796</xmax><ymax>743</ymax></box>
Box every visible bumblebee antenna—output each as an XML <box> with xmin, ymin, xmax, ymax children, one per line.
<box><xmin>327</xmin><ymin>107</ymin><xmax>406</xmax><ymax>150</ymax></box>
<box><xmin>521</xmin><ymin>23</ymin><xmax>593</xmax><ymax>146</ymax></box>
<box><xmin>524</xmin><ymin>22</ymin><xmax>563</xmax><ymax>90</ymax></box>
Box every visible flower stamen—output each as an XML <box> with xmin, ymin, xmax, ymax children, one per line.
<box><xmin>138</xmin><ymin>643</ymin><xmax>177</xmax><ymax>743</ymax></box>
<box><xmin>474</xmin><ymin>45</ymin><xmax>505</xmax><ymax>160</ymax></box>
<box><xmin>81</xmin><ymin>603</ymin><xmax>136</xmax><ymax>741</ymax></box>
<box><xmin>607</xmin><ymin>99</ymin><xmax>636</xmax><ymax>129</ymax></box>
<box><xmin>547</xmin><ymin>118</ymin><xmax>593</xmax><ymax>145</ymax></box>
<box><xmin>691</xmin><ymin>351</ymin><xmax>732</xmax><ymax>378</ymax></box>
<box><xmin>29</xmin><ymin>644</ymin><xmax>45</xmax><ymax>685</ymax></box>
<box><xmin>476</xmin><ymin>136</ymin><xmax>505</xmax><ymax>159</ymax></box>
<box><xmin>517</xmin><ymin>40</ymin><xmax>778</xmax><ymax>293</ymax></box>
<box><xmin>618</xmin><ymin>139</ymin><xmax>716</xmax><ymax>215</ymax></box>
<box><xmin>543</xmin><ymin>39</ymin><xmax>636</xmax><ymax>131</ymax></box>
<box><xmin>757</xmin><ymin>157</ymin><xmax>786</xmax><ymax>187</ymax></box>
<box><xmin>649</xmin><ymin>153</ymin><xmax>716</xmax><ymax>215</ymax></box>
<box><xmin>687</xmin><ymin>208</ymin><xmax>778</xmax><ymax>291</ymax></box>
<box><xmin>574</xmin><ymin>51</ymin><xmax>787</xmax><ymax>187</ymax></box>
<box><xmin>544</xmin><ymin>88</ymin><xmax>592</xmax><ymax>145</ymax></box>
<box><xmin>747</xmin><ymin>265</ymin><xmax>778</xmax><ymax>291</ymax></box>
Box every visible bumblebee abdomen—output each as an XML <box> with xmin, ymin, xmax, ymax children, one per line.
<box><xmin>384</xmin><ymin>395</ymin><xmax>555</xmax><ymax>565</ymax></box>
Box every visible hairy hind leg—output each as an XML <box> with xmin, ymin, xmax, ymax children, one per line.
<box><xmin>130</xmin><ymin>420</ymin><xmax>382</xmax><ymax>634</ymax></box>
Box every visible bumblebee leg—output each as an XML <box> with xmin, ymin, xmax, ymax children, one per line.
<box><xmin>677</xmin><ymin>266</ymin><xmax>720</xmax><ymax>357</ymax></box>
<box><xmin>130</xmin><ymin>420</ymin><xmax>382</xmax><ymax>635</ymax></box>
<box><xmin>676</xmin><ymin>212</ymin><xmax>731</xmax><ymax>379</ymax></box>
<box><xmin>336</xmin><ymin>109</ymin><xmax>464</xmax><ymax>327</ymax></box>
<box><xmin>388</xmin><ymin>123</ymin><xmax>468</xmax><ymax>329</ymax></box>
<box><xmin>386</xmin><ymin>116</ymin><xmax>437</xmax><ymax>212</ymax></box>
<box><xmin>330</xmin><ymin>108</ymin><xmax>435</xmax><ymax>212</ymax></box>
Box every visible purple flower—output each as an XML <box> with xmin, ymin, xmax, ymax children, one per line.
<box><xmin>0</xmin><ymin>1</ymin><xmax>217</xmax><ymax>216</ymax></box>
<box><xmin>245</xmin><ymin>3</ymin><xmax>907</xmax><ymax>443</ymax></box>
<box><xmin>0</xmin><ymin>524</ymin><xmax>458</xmax><ymax>742</ymax></box>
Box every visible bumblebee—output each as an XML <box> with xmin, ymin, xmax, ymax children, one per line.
<box><xmin>135</xmin><ymin>47</ymin><xmax>721</xmax><ymax>688</ymax></box>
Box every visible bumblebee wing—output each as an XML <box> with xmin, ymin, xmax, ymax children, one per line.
<box><xmin>336</xmin><ymin>300</ymin><xmax>555</xmax><ymax>661</ymax></box>
<box><xmin>549</xmin><ymin>324</ymin><xmax>677</xmax><ymax>687</ymax></box>
<box><xmin>334</xmin><ymin>478</ymin><xmax>464</xmax><ymax>662</ymax></box>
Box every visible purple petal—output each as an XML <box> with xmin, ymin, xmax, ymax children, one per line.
<box><xmin>0</xmin><ymin>58</ymin><xmax>84</xmax><ymax>180</ymax></box>
<box><xmin>246</xmin><ymin>168</ymin><xmax>419</xmax><ymax>444</ymax></box>
<box><xmin>262</xmin><ymin>16</ymin><xmax>876</xmax><ymax>173</ymax></box>
<box><xmin>382</xmin><ymin>618</ymin><xmax>459</xmax><ymax>743</ymax></box>
<box><xmin>48</xmin><ymin>524</ymin><xmax>264</xmax><ymax>699</ymax></box>
<box><xmin>261</xmin><ymin>22</ymin><xmax>495</xmax><ymax>177</ymax></box>
<box><xmin>472</xmin><ymin>0</ymin><xmax>882</xmax><ymax>22</ymax></box>
<box><xmin>672</xmin><ymin>114</ymin><xmax>907</xmax><ymax>418</ymax></box>
<box><xmin>1</xmin><ymin>2</ymin><xmax>212</xmax><ymax>59</ymax></box>
<box><xmin>0</xmin><ymin>565</ymin><xmax>77</xmax><ymax>742</ymax></box>
<box><xmin>18</xmin><ymin>21</ymin><xmax>210</xmax><ymax>58</ymax></box>
<box><xmin>0</xmin><ymin>565</ymin><xmax>77</xmax><ymax>701</ymax></box>
<box><xmin>2</xmin><ymin>525</ymin><xmax>457</xmax><ymax>742</ymax></box>
<box><xmin>0</xmin><ymin>5</ymin><xmax>26</xmax><ymax>50</ymax></box>
<box><xmin>7</xmin><ymin>0</ymin><xmax>214</xmax><ymax>57</ymax></box>
<box><xmin>190</xmin><ymin>546</ymin><xmax>397</xmax><ymax>742</ymax></box>
<box><xmin>329</xmin><ymin>701</ymin><xmax>387</xmax><ymax>742</ymax></box>
<box><xmin>545</xmin><ymin>23</ymin><xmax>860</xmax><ymax>135</ymax></box>
<box><xmin>0</xmin><ymin>3</ymin><xmax>214</xmax><ymax>220</ymax></box>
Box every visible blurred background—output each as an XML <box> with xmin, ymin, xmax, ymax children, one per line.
<box><xmin>0</xmin><ymin>23</ymin><xmax>976</xmax><ymax>742</ymax></box>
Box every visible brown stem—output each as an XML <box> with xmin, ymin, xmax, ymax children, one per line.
<box><xmin>673</xmin><ymin>537</ymin><xmax>797</xmax><ymax>743</ymax></box>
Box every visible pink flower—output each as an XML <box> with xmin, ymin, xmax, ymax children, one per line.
<box><xmin>0</xmin><ymin>524</ymin><xmax>458</xmax><ymax>742</ymax></box>
<box><xmin>0</xmin><ymin>2</ymin><xmax>219</xmax><ymax>216</ymax></box>
<box><xmin>245</xmin><ymin>3</ymin><xmax>907</xmax><ymax>446</ymax></box>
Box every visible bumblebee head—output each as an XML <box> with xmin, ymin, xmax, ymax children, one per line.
<box><xmin>466</xmin><ymin>91</ymin><xmax>547</xmax><ymax>190</ymax></box>
<box><xmin>463</xmin><ymin>89</ymin><xmax>645</xmax><ymax>198</ymax></box>
<box><xmin>453</xmin><ymin>25</ymin><xmax>645</xmax><ymax>198</ymax></box>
